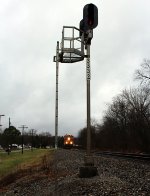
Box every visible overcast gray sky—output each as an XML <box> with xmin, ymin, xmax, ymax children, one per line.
<box><xmin>0</xmin><ymin>0</ymin><xmax>150</xmax><ymax>136</ymax></box>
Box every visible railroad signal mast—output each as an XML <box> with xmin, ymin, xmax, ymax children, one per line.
<box><xmin>80</xmin><ymin>3</ymin><xmax>98</xmax><ymax>159</ymax></box>
<box><xmin>53</xmin><ymin>4</ymin><xmax>98</xmax><ymax>177</ymax></box>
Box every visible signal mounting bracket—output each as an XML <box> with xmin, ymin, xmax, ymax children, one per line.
<box><xmin>53</xmin><ymin>26</ymin><xmax>85</xmax><ymax>63</ymax></box>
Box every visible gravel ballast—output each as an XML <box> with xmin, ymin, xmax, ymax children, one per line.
<box><xmin>1</xmin><ymin>149</ymin><xmax>150</xmax><ymax>196</ymax></box>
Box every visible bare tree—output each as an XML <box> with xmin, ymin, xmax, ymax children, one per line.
<box><xmin>122</xmin><ymin>87</ymin><xmax>150</xmax><ymax>127</ymax></box>
<box><xmin>135</xmin><ymin>59</ymin><xmax>150</xmax><ymax>85</ymax></box>
<box><xmin>98</xmin><ymin>87</ymin><xmax>150</xmax><ymax>152</ymax></box>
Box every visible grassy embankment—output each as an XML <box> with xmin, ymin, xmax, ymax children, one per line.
<box><xmin>0</xmin><ymin>148</ymin><xmax>54</xmax><ymax>180</ymax></box>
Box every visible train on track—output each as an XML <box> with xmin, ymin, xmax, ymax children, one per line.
<box><xmin>63</xmin><ymin>134</ymin><xmax>74</xmax><ymax>149</ymax></box>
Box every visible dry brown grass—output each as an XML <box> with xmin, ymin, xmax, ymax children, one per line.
<box><xmin>0</xmin><ymin>149</ymin><xmax>55</xmax><ymax>190</ymax></box>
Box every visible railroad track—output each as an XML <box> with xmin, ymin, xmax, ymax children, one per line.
<box><xmin>95</xmin><ymin>151</ymin><xmax>150</xmax><ymax>161</ymax></box>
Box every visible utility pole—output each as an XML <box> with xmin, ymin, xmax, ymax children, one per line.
<box><xmin>19</xmin><ymin>125</ymin><xmax>28</xmax><ymax>154</ymax></box>
<box><xmin>0</xmin><ymin>114</ymin><xmax>5</xmax><ymax>133</ymax></box>
<box><xmin>9</xmin><ymin>117</ymin><xmax>11</xmax><ymax>128</ymax></box>
<box><xmin>30</xmin><ymin>129</ymin><xmax>34</xmax><ymax>151</ymax></box>
<box><xmin>55</xmin><ymin>41</ymin><xmax>59</xmax><ymax>149</ymax></box>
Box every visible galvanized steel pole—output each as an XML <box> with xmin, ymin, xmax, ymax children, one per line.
<box><xmin>55</xmin><ymin>41</ymin><xmax>59</xmax><ymax>149</ymax></box>
<box><xmin>86</xmin><ymin>44</ymin><xmax>91</xmax><ymax>156</ymax></box>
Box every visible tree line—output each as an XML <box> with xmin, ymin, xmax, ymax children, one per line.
<box><xmin>78</xmin><ymin>59</ymin><xmax>150</xmax><ymax>153</ymax></box>
<box><xmin>0</xmin><ymin>126</ymin><xmax>61</xmax><ymax>149</ymax></box>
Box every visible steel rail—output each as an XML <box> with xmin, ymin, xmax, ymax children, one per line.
<box><xmin>95</xmin><ymin>151</ymin><xmax>150</xmax><ymax>161</ymax></box>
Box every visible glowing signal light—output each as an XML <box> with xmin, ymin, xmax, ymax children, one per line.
<box><xmin>88</xmin><ymin>19</ymin><xmax>93</xmax><ymax>26</ymax></box>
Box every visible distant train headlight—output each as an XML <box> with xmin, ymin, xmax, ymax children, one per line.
<box><xmin>65</xmin><ymin>142</ymin><xmax>68</xmax><ymax>144</ymax></box>
<box><xmin>70</xmin><ymin>141</ymin><xmax>73</xmax><ymax>144</ymax></box>
<box><xmin>67</xmin><ymin>137</ymin><xmax>70</xmax><ymax>141</ymax></box>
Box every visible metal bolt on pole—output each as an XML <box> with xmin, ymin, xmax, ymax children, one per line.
<box><xmin>55</xmin><ymin>41</ymin><xmax>59</xmax><ymax>149</ymax></box>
